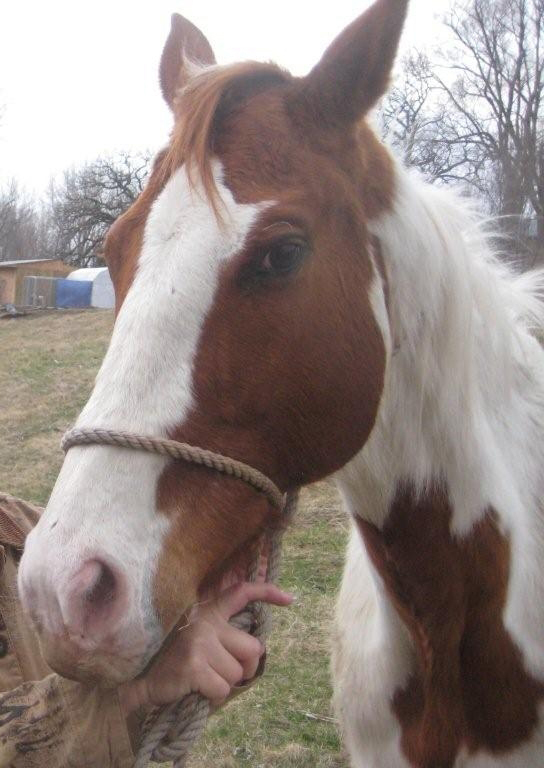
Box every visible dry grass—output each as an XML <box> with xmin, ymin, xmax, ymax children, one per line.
<box><xmin>0</xmin><ymin>310</ymin><xmax>114</xmax><ymax>503</ymax></box>
<box><xmin>0</xmin><ymin>309</ymin><xmax>349</xmax><ymax>767</ymax></box>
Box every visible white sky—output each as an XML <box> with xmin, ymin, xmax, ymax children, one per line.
<box><xmin>0</xmin><ymin>0</ymin><xmax>451</xmax><ymax>195</ymax></box>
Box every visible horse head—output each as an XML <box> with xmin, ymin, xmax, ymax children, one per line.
<box><xmin>18</xmin><ymin>0</ymin><xmax>407</xmax><ymax>684</ymax></box>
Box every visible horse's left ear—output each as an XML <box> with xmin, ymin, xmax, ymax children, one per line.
<box><xmin>159</xmin><ymin>14</ymin><xmax>217</xmax><ymax>111</ymax></box>
<box><xmin>295</xmin><ymin>0</ymin><xmax>409</xmax><ymax>127</ymax></box>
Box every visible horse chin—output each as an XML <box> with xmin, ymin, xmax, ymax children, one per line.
<box><xmin>38</xmin><ymin>631</ymin><xmax>150</xmax><ymax>687</ymax></box>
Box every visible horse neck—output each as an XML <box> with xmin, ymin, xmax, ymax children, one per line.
<box><xmin>335</xmin><ymin>161</ymin><xmax>544</xmax><ymax>676</ymax></box>
<box><xmin>338</xmin><ymin>164</ymin><xmax>544</xmax><ymax>528</ymax></box>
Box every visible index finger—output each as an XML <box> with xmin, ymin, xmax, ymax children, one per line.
<box><xmin>217</xmin><ymin>582</ymin><xmax>294</xmax><ymax>620</ymax></box>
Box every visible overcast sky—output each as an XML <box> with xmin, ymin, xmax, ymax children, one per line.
<box><xmin>0</xmin><ymin>0</ymin><xmax>452</xmax><ymax>195</ymax></box>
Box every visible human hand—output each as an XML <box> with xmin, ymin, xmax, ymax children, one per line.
<box><xmin>118</xmin><ymin>576</ymin><xmax>293</xmax><ymax>715</ymax></box>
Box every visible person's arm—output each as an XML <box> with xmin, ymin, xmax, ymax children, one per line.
<box><xmin>0</xmin><ymin>674</ymin><xmax>134</xmax><ymax>768</ymax></box>
<box><xmin>0</xmin><ymin>495</ymin><xmax>134</xmax><ymax>766</ymax></box>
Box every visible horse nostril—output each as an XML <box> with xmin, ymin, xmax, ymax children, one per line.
<box><xmin>85</xmin><ymin>561</ymin><xmax>116</xmax><ymax>609</ymax></box>
<box><xmin>62</xmin><ymin>558</ymin><xmax>127</xmax><ymax>647</ymax></box>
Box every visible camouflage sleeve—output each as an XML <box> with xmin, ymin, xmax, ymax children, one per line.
<box><xmin>0</xmin><ymin>674</ymin><xmax>135</xmax><ymax>768</ymax></box>
<box><xmin>0</xmin><ymin>496</ymin><xmax>137</xmax><ymax>766</ymax></box>
<box><xmin>0</xmin><ymin>494</ymin><xmax>42</xmax><ymax>547</ymax></box>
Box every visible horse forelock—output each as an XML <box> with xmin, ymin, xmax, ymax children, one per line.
<box><xmin>159</xmin><ymin>61</ymin><xmax>292</xmax><ymax>214</ymax></box>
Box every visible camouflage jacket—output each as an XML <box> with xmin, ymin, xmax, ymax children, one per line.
<box><xmin>0</xmin><ymin>493</ymin><xmax>138</xmax><ymax>767</ymax></box>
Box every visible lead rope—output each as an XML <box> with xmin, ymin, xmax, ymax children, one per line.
<box><xmin>134</xmin><ymin>491</ymin><xmax>297</xmax><ymax>768</ymax></box>
<box><xmin>60</xmin><ymin>427</ymin><xmax>297</xmax><ymax>768</ymax></box>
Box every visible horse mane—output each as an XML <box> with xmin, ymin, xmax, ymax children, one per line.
<box><xmin>158</xmin><ymin>61</ymin><xmax>291</xmax><ymax>213</ymax></box>
<box><xmin>365</xmin><ymin>164</ymin><xmax>544</xmax><ymax>528</ymax></box>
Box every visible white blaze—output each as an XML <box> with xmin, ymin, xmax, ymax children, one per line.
<box><xmin>19</xmin><ymin>163</ymin><xmax>262</xmax><ymax>652</ymax></box>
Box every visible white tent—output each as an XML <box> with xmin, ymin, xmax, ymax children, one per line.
<box><xmin>67</xmin><ymin>267</ymin><xmax>114</xmax><ymax>309</ymax></box>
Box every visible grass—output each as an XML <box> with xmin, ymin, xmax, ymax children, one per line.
<box><xmin>0</xmin><ymin>310</ymin><xmax>113</xmax><ymax>503</ymax></box>
<box><xmin>0</xmin><ymin>309</ymin><xmax>350</xmax><ymax>767</ymax></box>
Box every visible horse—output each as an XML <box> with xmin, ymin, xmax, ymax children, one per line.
<box><xmin>18</xmin><ymin>0</ymin><xmax>544</xmax><ymax>765</ymax></box>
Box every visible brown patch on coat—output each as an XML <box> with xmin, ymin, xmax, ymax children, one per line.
<box><xmin>357</xmin><ymin>485</ymin><xmax>544</xmax><ymax>767</ymax></box>
<box><xmin>153</xmin><ymin>464</ymin><xmax>276</xmax><ymax>631</ymax></box>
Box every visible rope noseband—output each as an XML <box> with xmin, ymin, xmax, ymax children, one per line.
<box><xmin>61</xmin><ymin>427</ymin><xmax>285</xmax><ymax>510</ymax></box>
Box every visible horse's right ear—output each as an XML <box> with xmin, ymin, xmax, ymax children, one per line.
<box><xmin>159</xmin><ymin>14</ymin><xmax>216</xmax><ymax>111</ymax></box>
<box><xmin>293</xmin><ymin>0</ymin><xmax>408</xmax><ymax>128</ymax></box>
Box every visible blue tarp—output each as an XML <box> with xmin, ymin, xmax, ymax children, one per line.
<box><xmin>55</xmin><ymin>279</ymin><xmax>92</xmax><ymax>309</ymax></box>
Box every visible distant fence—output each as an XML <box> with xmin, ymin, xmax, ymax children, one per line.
<box><xmin>21</xmin><ymin>277</ymin><xmax>58</xmax><ymax>309</ymax></box>
<box><xmin>21</xmin><ymin>276</ymin><xmax>93</xmax><ymax>309</ymax></box>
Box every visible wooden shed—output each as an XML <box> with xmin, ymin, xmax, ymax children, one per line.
<box><xmin>0</xmin><ymin>259</ymin><xmax>70</xmax><ymax>305</ymax></box>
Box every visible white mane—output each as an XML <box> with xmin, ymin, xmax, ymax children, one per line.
<box><xmin>336</xmin><ymin>161</ymin><xmax>544</xmax><ymax>677</ymax></box>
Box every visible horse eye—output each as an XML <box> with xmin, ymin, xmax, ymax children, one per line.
<box><xmin>260</xmin><ymin>241</ymin><xmax>306</xmax><ymax>276</ymax></box>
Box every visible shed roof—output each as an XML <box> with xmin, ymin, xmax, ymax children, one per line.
<box><xmin>0</xmin><ymin>258</ymin><xmax>63</xmax><ymax>268</ymax></box>
<box><xmin>68</xmin><ymin>267</ymin><xmax>110</xmax><ymax>281</ymax></box>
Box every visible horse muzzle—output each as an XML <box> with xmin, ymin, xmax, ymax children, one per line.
<box><xmin>19</xmin><ymin>547</ymin><xmax>160</xmax><ymax>685</ymax></box>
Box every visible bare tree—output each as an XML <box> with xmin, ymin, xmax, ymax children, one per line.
<box><xmin>381</xmin><ymin>0</ymin><xmax>544</xmax><ymax>248</ymax></box>
<box><xmin>0</xmin><ymin>180</ymin><xmax>42</xmax><ymax>262</ymax></box>
<box><xmin>0</xmin><ymin>181</ymin><xmax>17</xmax><ymax>255</ymax></box>
<box><xmin>46</xmin><ymin>151</ymin><xmax>151</xmax><ymax>267</ymax></box>
<box><xmin>438</xmin><ymin>0</ymin><xmax>543</xmax><ymax>227</ymax></box>
<box><xmin>381</xmin><ymin>52</ymin><xmax>488</xmax><ymax>185</ymax></box>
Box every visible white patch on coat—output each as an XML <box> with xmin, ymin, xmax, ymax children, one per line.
<box><xmin>332</xmin><ymin>524</ymin><xmax>413</xmax><ymax>768</ymax></box>
<box><xmin>367</xmin><ymin>245</ymin><xmax>392</xmax><ymax>361</ymax></box>
<box><xmin>333</xmin><ymin>161</ymin><xmax>544</xmax><ymax>765</ymax></box>
<box><xmin>19</xmin><ymin>163</ymin><xmax>262</xmax><ymax>659</ymax></box>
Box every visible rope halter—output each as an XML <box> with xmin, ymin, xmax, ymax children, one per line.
<box><xmin>61</xmin><ymin>427</ymin><xmax>285</xmax><ymax>510</ymax></box>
